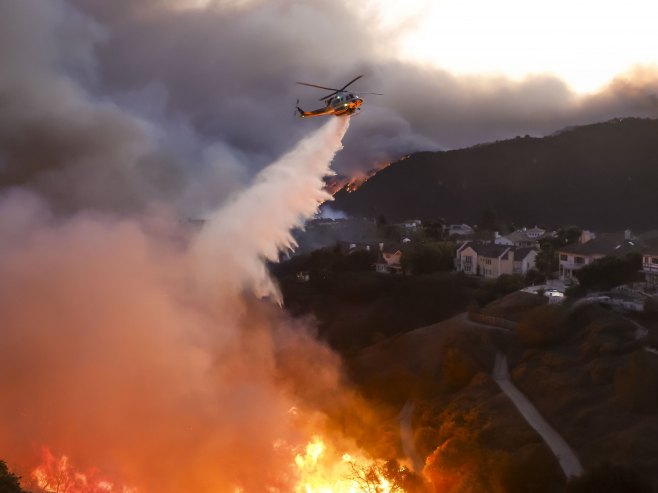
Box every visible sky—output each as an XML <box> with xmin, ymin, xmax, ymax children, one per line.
<box><xmin>1</xmin><ymin>0</ymin><xmax>658</xmax><ymax>217</ymax></box>
<box><xmin>381</xmin><ymin>0</ymin><xmax>658</xmax><ymax>93</ymax></box>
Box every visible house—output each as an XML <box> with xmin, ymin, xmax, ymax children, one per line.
<box><xmin>514</xmin><ymin>247</ymin><xmax>538</xmax><ymax>275</ymax></box>
<box><xmin>642</xmin><ymin>248</ymin><xmax>658</xmax><ymax>286</ymax></box>
<box><xmin>557</xmin><ymin>230</ymin><xmax>641</xmax><ymax>282</ymax></box>
<box><xmin>375</xmin><ymin>244</ymin><xmax>403</xmax><ymax>274</ymax></box>
<box><xmin>494</xmin><ymin>230</ymin><xmax>537</xmax><ymax>248</ymax></box>
<box><xmin>494</xmin><ymin>226</ymin><xmax>550</xmax><ymax>247</ymax></box>
<box><xmin>445</xmin><ymin>224</ymin><xmax>475</xmax><ymax>237</ymax></box>
<box><xmin>524</xmin><ymin>226</ymin><xmax>547</xmax><ymax>239</ymax></box>
<box><xmin>400</xmin><ymin>219</ymin><xmax>422</xmax><ymax>230</ymax></box>
<box><xmin>337</xmin><ymin>240</ymin><xmax>383</xmax><ymax>255</ymax></box>
<box><xmin>456</xmin><ymin>241</ymin><xmax>537</xmax><ymax>279</ymax></box>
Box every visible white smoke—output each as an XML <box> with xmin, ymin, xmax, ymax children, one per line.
<box><xmin>193</xmin><ymin>117</ymin><xmax>349</xmax><ymax>303</ymax></box>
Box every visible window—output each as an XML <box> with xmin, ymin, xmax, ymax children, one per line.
<box><xmin>575</xmin><ymin>256</ymin><xmax>585</xmax><ymax>264</ymax></box>
<box><xmin>464</xmin><ymin>256</ymin><xmax>472</xmax><ymax>265</ymax></box>
<box><xmin>560</xmin><ymin>254</ymin><xmax>568</xmax><ymax>261</ymax></box>
<box><xmin>653</xmin><ymin>257</ymin><xmax>658</xmax><ymax>265</ymax></box>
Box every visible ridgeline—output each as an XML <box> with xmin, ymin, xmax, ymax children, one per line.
<box><xmin>333</xmin><ymin>118</ymin><xmax>658</xmax><ymax>230</ymax></box>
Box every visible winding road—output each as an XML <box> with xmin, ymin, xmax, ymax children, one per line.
<box><xmin>493</xmin><ymin>353</ymin><xmax>584</xmax><ymax>478</ymax></box>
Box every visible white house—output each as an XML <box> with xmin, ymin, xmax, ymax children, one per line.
<box><xmin>446</xmin><ymin>224</ymin><xmax>475</xmax><ymax>237</ymax></box>
<box><xmin>514</xmin><ymin>248</ymin><xmax>538</xmax><ymax>275</ymax></box>
<box><xmin>494</xmin><ymin>229</ymin><xmax>539</xmax><ymax>248</ymax></box>
<box><xmin>456</xmin><ymin>241</ymin><xmax>536</xmax><ymax>279</ymax></box>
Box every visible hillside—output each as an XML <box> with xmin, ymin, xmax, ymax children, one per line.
<box><xmin>332</xmin><ymin>118</ymin><xmax>658</xmax><ymax>230</ymax></box>
<box><xmin>347</xmin><ymin>295</ymin><xmax>658</xmax><ymax>492</ymax></box>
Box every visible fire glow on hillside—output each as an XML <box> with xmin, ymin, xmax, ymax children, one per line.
<box><xmin>29</xmin><ymin>437</ymin><xmax>411</xmax><ymax>493</ymax></box>
<box><xmin>325</xmin><ymin>162</ymin><xmax>394</xmax><ymax>196</ymax></box>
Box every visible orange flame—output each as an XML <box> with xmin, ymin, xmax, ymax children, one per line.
<box><xmin>28</xmin><ymin>439</ymin><xmax>409</xmax><ymax>493</ymax></box>
<box><xmin>325</xmin><ymin>162</ymin><xmax>393</xmax><ymax>196</ymax></box>
<box><xmin>289</xmin><ymin>436</ymin><xmax>405</xmax><ymax>493</ymax></box>
<box><xmin>30</xmin><ymin>448</ymin><xmax>136</xmax><ymax>493</ymax></box>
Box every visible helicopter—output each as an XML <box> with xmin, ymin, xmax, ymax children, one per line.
<box><xmin>295</xmin><ymin>75</ymin><xmax>382</xmax><ymax>118</ymax></box>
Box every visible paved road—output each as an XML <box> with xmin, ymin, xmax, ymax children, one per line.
<box><xmin>493</xmin><ymin>353</ymin><xmax>584</xmax><ymax>479</ymax></box>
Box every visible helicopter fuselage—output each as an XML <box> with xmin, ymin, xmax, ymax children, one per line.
<box><xmin>295</xmin><ymin>75</ymin><xmax>376</xmax><ymax>118</ymax></box>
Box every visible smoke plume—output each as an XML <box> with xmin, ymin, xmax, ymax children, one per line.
<box><xmin>0</xmin><ymin>118</ymin><xmax>386</xmax><ymax>493</ymax></box>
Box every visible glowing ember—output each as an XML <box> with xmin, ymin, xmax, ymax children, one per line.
<box><xmin>290</xmin><ymin>436</ymin><xmax>410</xmax><ymax>493</ymax></box>
<box><xmin>30</xmin><ymin>448</ymin><xmax>136</xmax><ymax>493</ymax></box>
<box><xmin>325</xmin><ymin>162</ymin><xmax>393</xmax><ymax>196</ymax></box>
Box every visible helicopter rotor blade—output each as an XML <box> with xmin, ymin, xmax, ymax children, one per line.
<box><xmin>320</xmin><ymin>92</ymin><xmax>338</xmax><ymax>101</ymax></box>
<box><xmin>358</xmin><ymin>92</ymin><xmax>384</xmax><ymax>96</ymax></box>
<box><xmin>296</xmin><ymin>82</ymin><xmax>342</xmax><ymax>91</ymax></box>
<box><xmin>339</xmin><ymin>74</ymin><xmax>364</xmax><ymax>91</ymax></box>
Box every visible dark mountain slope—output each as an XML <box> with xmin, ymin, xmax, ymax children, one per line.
<box><xmin>332</xmin><ymin>118</ymin><xmax>658</xmax><ymax>229</ymax></box>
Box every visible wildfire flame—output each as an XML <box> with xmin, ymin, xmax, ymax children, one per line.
<box><xmin>29</xmin><ymin>437</ymin><xmax>411</xmax><ymax>493</ymax></box>
<box><xmin>290</xmin><ymin>436</ymin><xmax>403</xmax><ymax>493</ymax></box>
<box><xmin>30</xmin><ymin>448</ymin><xmax>136</xmax><ymax>493</ymax></box>
<box><xmin>324</xmin><ymin>162</ymin><xmax>392</xmax><ymax>196</ymax></box>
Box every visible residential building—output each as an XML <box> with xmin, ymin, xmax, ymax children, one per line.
<box><xmin>494</xmin><ymin>230</ymin><xmax>537</xmax><ymax>248</ymax></box>
<box><xmin>642</xmin><ymin>248</ymin><xmax>658</xmax><ymax>286</ymax></box>
<box><xmin>375</xmin><ymin>244</ymin><xmax>403</xmax><ymax>274</ymax></box>
<box><xmin>337</xmin><ymin>240</ymin><xmax>383</xmax><ymax>255</ymax></box>
<box><xmin>494</xmin><ymin>226</ymin><xmax>550</xmax><ymax>247</ymax></box>
<box><xmin>400</xmin><ymin>219</ymin><xmax>422</xmax><ymax>230</ymax></box>
<box><xmin>456</xmin><ymin>241</ymin><xmax>537</xmax><ymax>279</ymax></box>
<box><xmin>557</xmin><ymin>230</ymin><xmax>641</xmax><ymax>282</ymax></box>
<box><xmin>514</xmin><ymin>248</ymin><xmax>538</xmax><ymax>275</ymax></box>
<box><xmin>446</xmin><ymin>224</ymin><xmax>475</xmax><ymax>237</ymax></box>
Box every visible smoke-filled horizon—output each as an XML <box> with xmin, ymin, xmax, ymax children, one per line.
<box><xmin>2</xmin><ymin>0</ymin><xmax>658</xmax><ymax>219</ymax></box>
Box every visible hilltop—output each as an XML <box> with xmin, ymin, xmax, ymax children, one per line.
<box><xmin>332</xmin><ymin>118</ymin><xmax>658</xmax><ymax>230</ymax></box>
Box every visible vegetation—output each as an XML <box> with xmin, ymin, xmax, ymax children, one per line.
<box><xmin>535</xmin><ymin>226</ymin><xmax>582</xmax><ymax>276</ymax></box>
<box><xmin>614</xmin><ymin>350</ymin><xmax>658</xmax><ymax>411</ymax></box>
<box><xmin>0</xmin><ymin>461</ymin><xmax>28</xmax><ymax>493</ymax></box>
<box><xmin>347</xmin><ymin>459</ymin><xmax>424</xmax><ymax>493</ymax></box>
<box><xmin>575</xmin><ymin>252</ymin><xmax>643</xmax><ymax>290</ymax></box>
<box><xmin>516</xmin><ymin>305</ymin><xmax>570</xmax><ymax>347</ymax></box>
<box><xmin>278</xmin><ymin>270</ymin><xmax>480</xmax><ymax>349</ymax></box>
<box><xmin>566</xmin><ymin>463</ymin><xmax>653</xmax><ymax>493</ymax></box>
<box><xmin>333</xmin><ymin>118</ymin><xmax>658</xmax><ymax>230</ymax></box>
<box><xmin>400</xmin><ymin>242</ymin><xmax>455</xmax><ymax>275</ymax></box>
<box><xmin>475</xmin><ymin>274</ymin><xmax>526</xmax><ymax>306</ymax></box>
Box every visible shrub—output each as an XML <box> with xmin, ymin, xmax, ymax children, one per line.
<box><xmin>575</xmin><ymin>252</ymin><xmax>643</xmax><ymax>291</ymax></box>
<box><xmin>0</xmin><ymin>461</ymin><xmax>27</xmax><ymax>493</ymax></box>
<box><xmin>614</xmin><ymin>350</ymin><xmax>658</xmax><ymax>411</ymax></box>
<box><xmin>566</xmin><ymin>463</ymin><xmax>652</xmax><ymax>493</ymax></box>
<box><xmin>516</xmin><ymin>305</ymin><xmax>570</xmax><ymax>347</ymax></box>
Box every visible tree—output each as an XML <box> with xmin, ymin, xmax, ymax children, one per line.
<box><xmin>347</xmin><ymin>459</ymin><xmax>423</xmax><ymax>493</ymax></box>
<box><xmin>575</xmin><ymin>252</ymin><xmax>643</xmax><ymax>290</ymax></box>
<box><xmin>0</xmin><ymin>461</ymin><xmax>27</xmax><ymax>493</ymax></box>
<box><xmin>516</xmin><ymin>305</ymin><xmax>570</xmax><ymax>347</ymax></box>
<box><xmin>566</xmin><ymin>463</ymin><xmax>652</xmax><ymax>493</ymax></box>
<box><xmin>401</xmin><ymin>243</ymin><xmax>455</xmax><ymax>275</ymax></box>
<box><xmin>534</xmin><ymin>242</ymin><xmax>558</xmax><ymax>277</ymax></box>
